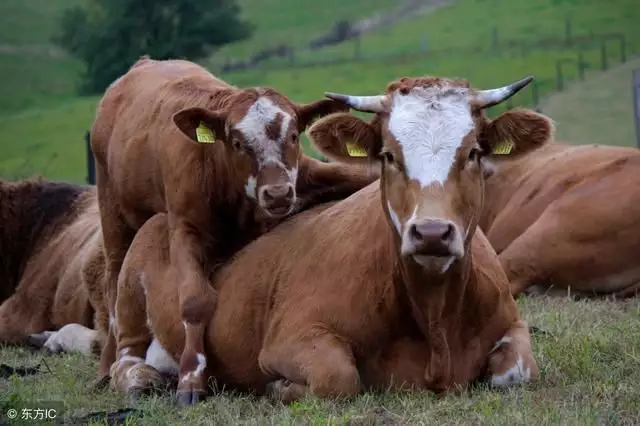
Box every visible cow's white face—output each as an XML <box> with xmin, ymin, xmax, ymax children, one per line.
<box><xmin>173</xmin><ymin>90</ymin><xmax>349</xmax><ymax>218</ymax></box>
<box><xmin>309</xmin><ymin>75</ymin><xmax>553</xmax><ymax>274</ymax></box>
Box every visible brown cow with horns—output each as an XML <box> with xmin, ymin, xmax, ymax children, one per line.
<box><xmin>109</xmin><ymin>75</ymin><xmax>550</xmax><ymax>401</ymax></box>
<box><xmin>90</xmin><ymin>56</ymin><xmax>378</xmax><ymax>404</ymax></box>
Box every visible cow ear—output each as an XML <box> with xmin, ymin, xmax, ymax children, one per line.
<box><xmin>307</xmin><ymin>112</ymin><xmax>382</xmax><ymax>165</ymax></box>
<box><xmin>172</xmin><ymin>107</ymin><xmax>227</xmax><ymax>145</ymax></box>
<box><xmin>483</xmin><ymin>108</ymin><xmax>554</xmax><ymax>158</ymax></box>
<box><xmin>296</xmin><ymin>99</ymin><xmax>351</xmax><ymax>132</ymax></box>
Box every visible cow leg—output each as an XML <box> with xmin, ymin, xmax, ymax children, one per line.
<box><xmin>487</xmin><ymin>320</ymin><xmax>539</xmax><ymax>388</ymax></box>
<box><xmin>110</xmin><ymin>261</ymin><xmax>163</xmax><ymax>399</ymax></box>
<box><xmin>95</xmin><ymin>166</ymin><xmax>137</xmax><ymax>382</ymax></box>
<box><xmin>32</xmin><ymin>324</ymin><xmax>100</xmax><ymax>356</ymax></box>
<box><xmin>175</xmin><ymin>310</ymin><xmax>213</xmax><ymax>406</ymax></box>
<box><xmin>259</xmin><ymin>332</ymin><xmax>361</xmax><ymax>403</ymax></box>
<box><xmin>0</xmin><ymin>290</ymin><xmax>53</xmax><ymax>346</ymax></box>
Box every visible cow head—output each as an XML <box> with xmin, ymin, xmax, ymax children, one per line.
<box><xmin>172</xmin><ymin>88</ymin><xmax>348</xmax><ymax>218</ymax></box>
<box><xmin>308</xmin><ymin>76</ymin><xmax>553</xmax><ymax>273</ymax></box>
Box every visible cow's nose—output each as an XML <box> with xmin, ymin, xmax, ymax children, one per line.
<box><xmin>408</xmin><ymin>220</ymin><xmax>456</xmax><ymax>256</ymax></box>
<box><xmin>261</xmin><ymin>184</ymin><xmax>294</xmax><ymax>202</ymax></box>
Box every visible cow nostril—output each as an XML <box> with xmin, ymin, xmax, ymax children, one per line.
<box><xmin>409</xmin><ymin>224</ymin><xmax>423</xmax><ymax>243</ymax></box>
<box><xmin>441</xmin><ymin>223</ymin><xmax>454</xmax><ymax>242</ymax></box>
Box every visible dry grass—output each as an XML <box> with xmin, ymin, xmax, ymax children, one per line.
<box><xmin>540</xmin><ymin>57</ymin><xmax>640</xmax><ymax>148</ymax></box>
<box><xmin>2</xmin><ymin>296</ymin><xmax>640</xmax><ymax>425</ymax></box>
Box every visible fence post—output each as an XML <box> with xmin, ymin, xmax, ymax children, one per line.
<box><xmin>555</xmin><ymin>60</ymin><xmax>564</xmax><ymax>91</ymax></box>
<box><xmin>600</xmin><ymin>41</ymin><xmax>608</xmax><ymax>70</ymax></box>
<box><xmin>620</xmin><ymin>35</ymin><xmax>627</xmax><ymax>63</ymax></box>
<box><xmin>531</xmin><ymin>80</ymin><xmax>540</xmax><ymax>110</ymax></box>
<box><xmin>564</xmin><ymin>16</ymin><xmax>572</xmax><ymax>46</ymax></box>
<box><xmin>85</xmin><ymin>131</ymin><xmax>95</xmax><ymax>185</ymax></box>
<box><xmin>633</xmin><ymin>70</ymin><xmax>640</xmax><ymax>149</ymax></box>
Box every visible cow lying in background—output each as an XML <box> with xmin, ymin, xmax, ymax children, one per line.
<box><xmin>480</xmin><ymin>142</ymin><xmax>640</xmax><ymax>297</ymax></box>
<box><xmin>109</xmin><ymin>75</ymin><xmax>550</xmax><ymax>402</ymax></box>
<box><xmin>90</xmin><ymin>56</ymin><xmax>379</xmax><ymax>402</ymax></box>
<box><xmin>0</xmin><ymin>178</ymin><xmax>105</xmax><ymax>356</ymax></box>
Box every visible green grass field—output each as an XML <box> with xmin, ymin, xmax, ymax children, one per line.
<box><xmin>2</xmin><ymin>296</ymin><xmax>640</xmax><ymax>425</ymax></box>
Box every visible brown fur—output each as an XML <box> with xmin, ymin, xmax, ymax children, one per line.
<box><xmin>90</xmin><ymin>57</ymin><xmax>379</xmax><ymax>397</ymax></box>
<box><xmin>480</xmin><ymin>142</ymin><xmax>640</xmax><ymax>297</ymax></box>
<box><xmin>0</xmin><ymin>179</ymin><xmax>104</xmax><ymax>352</ymax></box>
<box><xmin>110</xmin><ymin>76</ymin><xmax>546</xmax><ymax>402</ymax></box>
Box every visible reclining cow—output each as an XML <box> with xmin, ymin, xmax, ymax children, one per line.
<box><xmin>109</xmin><ymin>75</ymin><xmax>551</xmax><ymax>402</ymax></box>
<box><xmin>0</xmin><ymin>179</ymin><xmax>106</xmax><ymax>356</ymax></box>
<box><xmin>90</xmin><ymin>56</ymin><xmax>380</xmax><ymax>403</ymax></box>
<box><xmin>479</xmin><ymin>142</ymin><xmax>640</xmax><ymax>297</ymax></box>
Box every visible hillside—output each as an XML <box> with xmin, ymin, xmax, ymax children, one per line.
<box><xmin>0</xmin><ymin>0</ymin><xmax>637</xmax><ymax>183</ymax></box>
<box><xmin>540</xmin><ymin>57</ymin><xmax>640</xmax><ymax>147</ymax></box>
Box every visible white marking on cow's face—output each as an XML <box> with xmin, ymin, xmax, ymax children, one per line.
<box><xmin>235</xmin><ymin>97</ymin><xmax>293</xmax><ymax>167</ymax></box>
<box><xmin>387</xmin><ymin>87</ymin><xmax>474</xmax><ymax>188</ymax></box>
<box><xmin>490</xmin><ymin>357</ymin><xmax>531</xmax><ymax>387</ymax></box>
<box><xmin>245</xmin><ymin>175</ymin><xmax>257</xmax><ymax>199</ymax></box>
<box><xmin>145</xmin><ymin>338</ymin><xmax>179</xmax><ymax>376</ymax></box>
<box><xmin>387</xmin><ymin>201</ymin><xmax>402</xmax><ymax>235</ymax></box>
<box><xmin>42</xmin><ymin>323</ymin><xmax>99</xmax><ymax>356</ymax></box>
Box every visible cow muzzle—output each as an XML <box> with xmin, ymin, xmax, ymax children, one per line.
<box><xmin>401</xmin><ymin>218</ymin><xmax>464</xmax><ymax>268</ymax></box>
<box><xmin>258</xmin><ymin>183</ymin><xmax>296</xmax><ymax>218</ymax></box>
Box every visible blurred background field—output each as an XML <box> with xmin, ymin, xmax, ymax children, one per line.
<box><xmin>0</xmin><ymin>0</ymin><xmax>637</xmax><ymax>182</ymax></box>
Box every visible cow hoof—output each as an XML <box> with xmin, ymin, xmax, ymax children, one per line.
<box><xmin>88</xmin><ymin>375</ymin><xmax>111</xmax><ymax>392</ymax></box>
<box><xmin>176</xmin><ymin>390</ymin><xmax>206</xmax><ymax>407</ymax></box>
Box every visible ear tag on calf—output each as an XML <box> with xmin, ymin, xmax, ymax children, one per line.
<box><xmin>346</xmin><ymin>142</ymin><xmax>367</xmax><ymax>157</ymax></box>
<box><xmin>493</xmin><ymin>139</ymin><xmax>514</xmax><ymax>155</ymax></box>
<box><xmin>196</xmin><ymin>122</ymin><xmax>216</xmax><ymax>143</ymax></box>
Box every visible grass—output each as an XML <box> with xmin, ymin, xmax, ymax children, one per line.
<box><xmin>2</xmin><ymin>296</ymin><xmax>640</xmax><ymax>425</ymax></box>
<box><xmin>540</xmin><ymin>57</ymin><xmax>640</xmax><ymax>147</ymax></box>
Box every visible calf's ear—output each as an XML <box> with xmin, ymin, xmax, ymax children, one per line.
<box><xmin>483</xmin><ymin>108</ymin><xmax>554</xmax><ymax>158</ymax></box>
<box><xmin>296</xmin><ymin>99</ymin><xmax>351</xmax><ymax>132</ymax></box>
<box><xmin>172</xmin><ymin>107</ymin><xmax>227</xmax><ymax>145</ymax></box>
<box><xmin>307</xmin><ymin>112</ymin><xmax>382</xmax><ymax>165</ymax></box>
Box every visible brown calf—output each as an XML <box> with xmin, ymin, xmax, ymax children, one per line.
<box><xmin>110</xmin><ymin>75</ymin><xmax>551</xmax><ymax>401</ymax></box>
<box><xmin>479</xmin><ymin>142</ymin><xmax>640</xmax><ymax>297</ymax></box>
<box><xmin>0</xmin><ymin>179</ymin><xmax>105</xmax><ymax>355</ymax></box>
<box><xmin>90</xmin><ymin>56</ymin><xmax>378</xmax><ymax>403</ymax></box>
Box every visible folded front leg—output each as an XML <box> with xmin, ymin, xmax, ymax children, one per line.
<box><xmin>487</xmin><ymin>320</ymin><xmax>539</xmax><ymax>388</ymax></box>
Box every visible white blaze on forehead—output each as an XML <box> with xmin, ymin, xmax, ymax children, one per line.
<box><xmin>235</xmin><ymin>96</ymin><xmax>293</xmax><ymax>168</ymax></box>
<box><xmin>387</xmin><ymin>87</ymin><xmax>474</xmax><ymax>187</ymax></box>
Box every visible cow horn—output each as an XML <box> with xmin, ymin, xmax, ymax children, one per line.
<box><xmin>474</xmin><ymin>76</ymin><xmax>534</xmax><ymax>108</ymax></box>
<box><xmin>324</xmin><ymin>92</ymin><xmax>387</xmax><ymax>113</ymax></box>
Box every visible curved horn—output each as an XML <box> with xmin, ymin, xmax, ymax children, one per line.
<box><xmin>324</xmin><ymin>92</ymin><xmax>387</xmax><ymax>113</ymax></box>
<box><xmin>475</xmin><ymin>76</ymin><xmax>534</xmax><ymax>109</ymax></box>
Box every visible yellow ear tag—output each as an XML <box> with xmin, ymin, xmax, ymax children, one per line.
<box><xmin>346</xmin><ymin>142</ymin><xmax>367</xmax><ymax>157</ymax></box>
<box><xmin>492</xmin><ymin>139</ymin><xmax>514</xmax><ymax>155</ymax></box>
<box><xmin>196</xmin><ymin>122</ymin><xmax>216</xmax><ymax>143</ymax></box>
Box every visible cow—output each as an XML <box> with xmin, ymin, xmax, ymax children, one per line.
<box><xmin>89</xmin><ymin>56</ymin><xmax>379</xmax><ymax>404</ymax></box>
<box><xmin>0</xmin><ymin>178</ymin><xmax>106</xmax><ymax>356</ymax></box>
<box><xmin>108</xmin><ymin>75</ymin><xmax>551</xmax><ymax>402</ymax></box>
<box><xmin>479</xmin><ymin>142</ymin><xmax>640</xmax><ymax>298</ymax></box>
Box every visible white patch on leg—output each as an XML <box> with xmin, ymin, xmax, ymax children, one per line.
<box><xmin>388</xmin><ymin>86</ymin><xmax>474</xmax><ymax>188</ymax></box>
<box><xmin>145</xmin><ymin>338</ymin><xmax>179</xmax><ymax>377</ymax></box>
<box><xmin>43</xmin><ymin>323</ymin><xmax>99</xmax><ymax>356</ymax></box>
<box><xmin>490</xmin><ymin>357</ymin><xmax>531</xmax><ymax>387</ymax></box>
<box><xmin>181</xmin><ymin>352</ymin><xmax>207</xmax><ymax>383</ymax></box>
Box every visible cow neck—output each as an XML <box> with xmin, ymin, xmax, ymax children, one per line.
<box><xmin>378</xmin><ymin>172</ymin><xmax>474</xmax><ymax>343</ymax></box>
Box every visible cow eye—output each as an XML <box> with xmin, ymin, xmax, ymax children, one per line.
<box><xmin>468</xmin><ymin>148</ymin><xmax>481</xmax><ymax>162</ymax></box>
<box><xmin>381</xmin><ymin>150</ymin><xmax>395</xmax><ymax>164</ymax></box>
<box><xmin>291</xmin><ymin>133</ymin><xmax>299</xmax><ymax>144</ymax></box>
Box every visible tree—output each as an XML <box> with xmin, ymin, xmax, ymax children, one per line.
<box><xmin>54</xmin><ymin>0</ymin><xmax>252</xmax><ymax>94</ymax></box>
